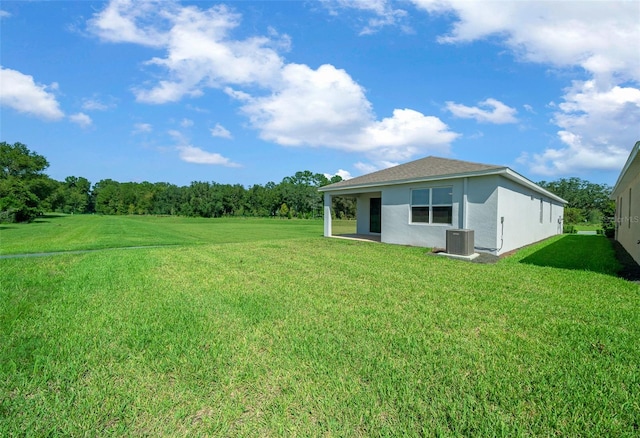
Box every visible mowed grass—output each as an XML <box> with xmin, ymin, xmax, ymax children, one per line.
<box><xmin>0</xmin><ymin>214</ymin><xmax>321</xmax><ymax>255</ymax></box>
<box><xmin>1</xmin><ymin>216</ymin><xmax>639</xmax><ymax>436</ymax></box>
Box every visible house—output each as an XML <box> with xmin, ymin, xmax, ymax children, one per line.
<box><xmin>611</xmin><ymin>141</ymin><xmax>640</xmax><ymax>265</ymax></box>
<box><xmin>319</xmin><ymin>156</ymin><xmax>566</xmax><ymax>255</ymax></box>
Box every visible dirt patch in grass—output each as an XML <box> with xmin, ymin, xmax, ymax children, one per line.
<box><xmin>610</xmin><ymin>238</ymin><xmax>640</xmax><ymax>282</ymax></box>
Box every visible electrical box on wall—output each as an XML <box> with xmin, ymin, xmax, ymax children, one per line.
<box><xmin>446</xmin><ymin>229</ymin><xmax>475</xmax><ymax>256</ymax></box>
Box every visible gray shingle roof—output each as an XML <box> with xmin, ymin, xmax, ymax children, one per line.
<box><xmin>321</xmin><ymin>156</ymin><xmax>506</xmax><ymax>190</ymax></box>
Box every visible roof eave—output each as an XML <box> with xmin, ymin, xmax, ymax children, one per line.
<box><xmin>611</xmin><ymin>141</ymin><xmax>640</xmax><ymax>199</ymax></box>
<box><xmin>320</xmin><ymin>167</ymin><xmax>567</xmax><ymax>204</ymax></box>
<box><xmin>318</xmin><ymin>167</ymin><xmax>507</xmax><ymax>193</ymax></box>
<box><xmin>501</xmin><ymin>169</ymin><xmax>567</xmax><ymax>204</ymax></box>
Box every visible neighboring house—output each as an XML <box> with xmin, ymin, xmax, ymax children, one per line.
<box><xmin>319</xmin><ymin>156</ymin><xmax>566</xmax><ymax>255</ymax></box>
<box><xmin>611</xmin><ymin>141</ymin><xmax>640</xmax><ymax>265</ymax></box>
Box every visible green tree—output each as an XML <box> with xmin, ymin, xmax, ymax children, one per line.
<box><xmin>538</xmin><ymin>177</ymin><xmax>613</xmax><ymax>224</ymax></box>
<box><xmin>93</xmin><ymin>179</ymin><xmax>121</xmax><ymax>215</ymax></box>
<box><xmin>59</xmin><ymin>176</ymin><xmax>92</xmax><ymax>214</ymax></box>
<box><xmin>0</xmin><ymin>142</ymin><xmax>52</xmax><ymax>222</ymax></box>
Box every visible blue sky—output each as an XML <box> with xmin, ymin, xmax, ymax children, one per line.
<box><xmin>1</xmin><ymin>0</ymin><xmax>639</xmax><ymax>187</ymax></box>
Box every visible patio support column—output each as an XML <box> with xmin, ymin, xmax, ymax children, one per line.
<box><xmin>323</xmin><ymin>193</ymin><xmax>332</xmax><ymax>237</ymax></box>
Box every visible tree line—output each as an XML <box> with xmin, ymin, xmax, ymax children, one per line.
<box><xmin>537</xmin><ymin>178</ymin><xmax>615</xmax><ymax>225</ymax></box>
<box><xmin>1</xmin><ymin>141</ymin><xmax>616</xmax><ymax>226</ymax></box>
<box><xmin>0</xmin><ymin>141</ymin><xmax>356</xmax><ymax>223</ymax></box>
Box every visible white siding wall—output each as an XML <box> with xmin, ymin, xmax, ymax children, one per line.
<box><xmin>496</xmin><ymin>177</ymin><xmax>564</xmax><ymax>255</ymax></box>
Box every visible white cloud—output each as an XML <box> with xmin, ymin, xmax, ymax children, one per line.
<box><xmin>176</xmin><ymin>145</ymin><xmax>240</xmax><ymax>167</ymax></box>
<box><xmin>353</xmin><ymin>160</ymin><xmax>399</xmax><ymax>175</ymax></box>
<box><xmin>354</xmin><ymin>161</ymin><xmax>378</xmax><ymax>174</ymax></box>
<box><xmin>322</xmin><ymin>0</ymin><xmax>409</xmax><ymax>35</ymax></box>
<box><xmin>94</xmin><ymin>3</ymin><xmax>286</xmax><ymax>104</ymax></box>
<box><xmin>239</xmin><ymin>63</ymin><xmax>373</xmax><ymax>147</ymax></box>
<box><xmin>0</xmin><ymin>10</ymin><xmax>11</xmax><ymax>19</ymax></box>
<box><xmin>168</xmin><ymin>127</ymin><xmax>239</xmax><ymax>166</ymax></box>
<box><xmin>411</xmin><ymin>0</ymin><xmax>640</xmax><ymax>175</ymax></box>
<box><xmin>89</xmin><ymin>1</ymin><xmax>458</xmax><ymax>163</ymax></box>
<box><xmin>87</xmin><ymin>0</ymin><xmax>171</xmax><ymax>47</ymax></box>
<box><xmin>0</xmin><ymin>67</ymin><xmax>64</xmax><ymax>120</ymax></box>
<box><xmin>168</xmin><ymin>129</ymin><xmax>185</xmax><ymax>142</ymax></box>
<box><xmin>237</xmin><ymin>64</ymin><xmax>458</xmax><ymax>160</ymax></box>
<box><xmin>133</xmin><ymin>122</ymin><xmax>152</xmax><ymax>134</ymax></box>
<box><xmin>523</xmin><ymin>80</ymin><xmax>640</xmax><ymax>175</ymax></box>
<box><xmin>554</xmin><ymin>81</ymin><xmax>640</xmax><ymax>140</ymax></box>
<box><xmin>518</xmin><ymin>131</ymin><xmax>629</xmax><ymax>176</ymax></box>
<box><xmin>180</xmin><ymin>118</ymin><xmax>194</xmax><ymax>128</ymax></box>
<box><xmin>69</xmin><ymin>112</ymin><xmax>93</xmax><ymax>128</ymax></box>
<box><xmin>82</xmin><ymin>98</ymin><xmax>112</xmax><ymax>111</ymax></box>
<box><xmin>411</xmin><ymin>0</ymin><xmax>640</xmax><ymax>83</ymax></box>
<box><xmin>445</xmin><ymin>98</ymin><xmax>518</xmax><ymax>124</ymax></box>
<box><xmin>357</xmin><ymin>109</ymin><xmax>456</xmax><ymax>160</ymax></box>
<box><xmin>324</xmin><ymin>169</ymin><xmax>352</xmax><ymax>181</ymax></box>
<box><xmin>210</xmin><ymin>123</ymin><xmax>232</xmax><ymax>139</ymax></box>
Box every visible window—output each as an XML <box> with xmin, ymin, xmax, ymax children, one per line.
<box><xmin>411</xmin><ymin>187</ymin><xmax>452</xmax><ymax>224</ymax></box>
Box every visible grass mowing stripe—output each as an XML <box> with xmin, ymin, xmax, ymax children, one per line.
<box><xmin>0</xmin><ymin>214</ymin><xmax>323</xmax><ymax>255</ymax></box>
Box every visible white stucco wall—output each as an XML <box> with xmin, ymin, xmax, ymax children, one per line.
<box><xmin>615</xmin><ymin>172</ymin><xmax>640</xmax><ymax>265</ymax></box>
<box><xmin>496</xmin><ymin>177</ymin><xmax>564</xmax><ymax>255</ymax></box>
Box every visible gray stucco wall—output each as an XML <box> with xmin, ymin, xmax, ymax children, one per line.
<box><xmin>324</xmin><ymin>174</ymin><xmax>564</xmax><ymax>255</ymax></box>
<box><xmin>356</xmin><ymin>192</ymin><xmax>381</xmax><ymax>235</ymax></box>
<box><xmin>379</xmin><ymin>179</ymin><xmax>463</xmax><ymax>248</ymax></box>
<box><xmin>465</xmin><ymin>175</ymin><xmax>500</xmax><ymax>252</ymax></box>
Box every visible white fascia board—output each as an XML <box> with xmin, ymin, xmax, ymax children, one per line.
<box><xmin>501</xmin><ymin>169</ymin><xmax>568</xmax><ymax>204</ymax></box>
<box><xmin>318</xmin><ymin>168</ymin><xmax>509</xmax><ymax>194</ymax></box>
<box><xmin>611</xmin><ymin>141</ymin><xmax>640</xmax><ymax>199</ymax></box>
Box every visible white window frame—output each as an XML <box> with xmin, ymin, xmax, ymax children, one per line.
<box><xmin>410</xmin><ymin>187</ymin><xmax>453</xmax><ymax>225</ymax></box>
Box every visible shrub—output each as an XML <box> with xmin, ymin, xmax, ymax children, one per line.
<box><xmin>602</xmin><ymin>216</ymin><xmax>616</xmax><ymax>238</ymax></box>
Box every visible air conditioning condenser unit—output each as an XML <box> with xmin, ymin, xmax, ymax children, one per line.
<box><xmin>446</xmin><ymin>229</ymin><xmax>474</xmax><ymax>256</ymax></box>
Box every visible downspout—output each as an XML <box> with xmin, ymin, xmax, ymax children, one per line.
<box><xmin>462</xmin><ymin>177</ymin><xmax>468</xmax><ymax>229</ymax></box>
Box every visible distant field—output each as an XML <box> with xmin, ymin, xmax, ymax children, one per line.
<box><xmin>332</xmin><ymin>218</ymin><xmax>357</xmax><ymax>235</ymax></box>
<box><xmin>0</xmin><ymin>214</ymin><xmax>322</xmax><ymax>255</ymax></box>
<box><xmin>572</xmin><ymin>223</ymin><xmax>603</xmax><ymax>232</ymax></box>
<box><xmin>1</xmin><ymin>215</ymin><xmax>638</xmax><ymax>436</ymax></box>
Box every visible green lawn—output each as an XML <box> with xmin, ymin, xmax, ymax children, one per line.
<box><xmin>0</xmin><ymin>214</ymin><xmax>322</xmax><ymax>255</ymax></box>
<box><xmin>571</xmin><ymin>223</ymin><xmax>603</xmax><ymax>232</ymax></box>
<box><xmin>1</xmin><ymin>215</ymin><xmax>638</xmax><ymax>436</ymax></box>
<box><xmin>332</xmin><ymin>218</ymin><xmax>357</xmax><ymax>235</ymax></box>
